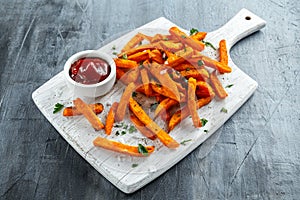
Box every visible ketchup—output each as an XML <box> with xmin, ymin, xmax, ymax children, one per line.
<box><xmin>70</xmin><ymin>57</ymin><xmax>111</xmax><ymax>84</ymax></box>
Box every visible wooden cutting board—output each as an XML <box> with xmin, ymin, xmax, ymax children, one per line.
<box><xmin>32</xmin><ymin>8</ymin><xmax>266</xmax><ymax>193</ymax></box>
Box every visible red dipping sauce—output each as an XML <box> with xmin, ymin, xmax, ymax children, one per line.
<box><xmin>69</xmin><ymin>57</ymin><xmax>111</xmax><ymax>84</ymax></box>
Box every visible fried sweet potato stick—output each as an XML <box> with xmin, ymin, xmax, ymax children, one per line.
<box><xmin>190</xmin><ymin>32</ymin><xmax>207</xmax><ymax>41</ymax></box>
<box><xmin>129</xmin><ymin>97</ymin><xmax>179</xmax><ymax>148</ymax></box>
<box><xmin>159</xmin><ymin>41</ymin><xmax>184</xmax><ymax>52</ymax></box>
<box><xmin>104</xmin><ymin>102</ymin><xmax>118</xmax><ymax>135</ymax></box>
<box><xmin>151</xmin><ymin>82</ymin><xmax>181</xmax><ymax>102</ymax></box>
<box><xmin>140</xmin><ymin>68</ymin><xmax>152</xmax><ymax>96</ymax></box>
<box><xmin>168</xmin><ymin>97</ymin><xmax>211</xmax><ymax>131</ymax></box>
<box><xmin>210</xmin><ymin>71</ymin><xmax>228</xmax><ymax>99</ymax></box>
<box><xmin>149</xmin><ymin>49</ymin><xmax>164</xmax><ymax>64</ymax></box>
<box><xmin>118</xmin><ymin>43</ymin><xmax>159</xmax><ymax>57</ymax></box>
<box><xmin>219</xmin><ymin>39</ymin><xmax>228</xmax><ymax>65</ymax></box>
<box><xmin>119</xmin><ymin>67</ymin><xmax>140</xmax><ymax>85</ymax></box>
<box><xmin>93</xmin><ymin>136</ymin><xmax>155</xmax><ymax>157</ymax></box>
<box><xmin>145</xmin><ymin>62</ymin><xmax>181</xmax><ymax>101</ymax></box>
<box><xmin>115</xmin><ymin>82</ymin><xmax>137</xmax><ymax>122</ymax></box>
<box><xmin>130</xmin><ymin>113</ymin><xmax>157</xmax><ymax>140</ymax></box>
<box><xmin>114</xmin><ymin>58</ymin><xmax>138</xmax><ymax>69</ymax></box>
<box><xmin>187</xmin><ymin>78</ymin><xmax>202</xmax><ymax>127</ymax></box>
<box><xmin>121</xmin><ymin>33</ymin><xmax>145</xmax><ymax>52</ymax></box>
<box><xmin>73</xmin><ymin>98</ymin><xmax>104</xmax><ymax>130</ymax></box>
<box><xmin>154</xmin><ymin>98</ymin><xmax>178</xmax><ymax>118</ymax></box>
<box><xmin>63</xmin><ymin>103</ymin><xmax>104</xmax><ymax>116</ymax></box>
<box><xmin>167</xmin><ymin>47</ymin><xmax>193</xmax><ymax>67</ymax></box>
<box><xmin>196</xmin><ymin>81</ymin><xmax>215</xmax><ymax>99</ymax></box>
<box><xmin>169</xmin><ymin>27</ymin><xmax>205</xmax><ymax>51</ymax></box>
<box><xmin>180</xmin><ymin>68</ymin><xmax>209</xmax><ymax>81</ymax></box>
<box><xmin>189</xmin><ymin>55</ymin><xmax>232</xmax><ymax>74</ymax></box>
<box><xmin>127</xmin><ymin>51</ymin><xmax>149</xmax><ymax>63</ymax></box>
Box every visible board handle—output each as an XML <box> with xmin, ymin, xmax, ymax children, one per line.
<box><xmin>210</xmin><ymin>8</ymin><xmax>266</xmax><ymax>49</ymax></box>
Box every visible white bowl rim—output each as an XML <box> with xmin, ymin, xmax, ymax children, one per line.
<box><xmin>64</xmin><ymin>50</ymin><xmax>116</xmax><ymax>88</ymax></box>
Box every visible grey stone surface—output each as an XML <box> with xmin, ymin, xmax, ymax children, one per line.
<box><xmin>0</xmin><ymin>0</ymin><xmax>299</xmax><ymax>199</ymax></box>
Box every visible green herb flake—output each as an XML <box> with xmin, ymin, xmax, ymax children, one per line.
<box><xmin>197</xmin><ymin>60</ymin><xmax>204</xmax><ymax>66</ymax></box>
<box><xmin>150</xmin><ymin>102</ymin><xmax>159</xmax><ymax>111</ymax></box>
<box><xmin>122</xmin><ymin>54</ymin><xmax>128</xmax><ymax>60</ymax></box>
<box><xmin>53</xmin><ymin>103</ymin><xmax>64</xmax><ymax>114</ymax></box>
<box><xmin>225</xmin><ymin>84</ymin><xmax>234</xmax><ymax>88</ymax></box>
<box><xmin>132</xmin><ymin>91</ymin><xmax>138</xmax><ymax>97</ymax></box>
<box><xmin>123</xmin><ymin>124</ymin><xmax>128</xmax><ymax>130</ymax></box>
<box><xmin>201</xmin><ymin>118</ymin><xmax>208</xmax><ymax>127</ymax></box>
<box><xmin>111</xmin><ymin>45</ymin><xmax>116</xmax><ymax>50</ymax></box>
<box><xmin>116</xmin><ymin>131</ymin><xmax>120</xmax><ymax>136</ymax></box>
<box><xmin>163</xmin><ymin>38</ymin><xmax>169</xmax><ymax>41</ymax></box>
<box><xmin>180</xmin><ymin>139</ymin><xmax>192</xmax><ymax>145</ymax></box>
<box><xmin>181</xmin><ymin>35</ymin><xmax>187</xmax><ymax>39</ymax></box>
<box><xmin>204</xmin><ymin>130</ymin><xmax>208</xmax><ymax>133</ymax></box>
<box><xmin>112</xmin><ymin>52</ymin><xmax>118</xmax><ymax>55</ymax></box>
<box><xmin>190</xmin><ymin>28</ymin><xmax>199</xmax><ymax>36</ymax></box>
<box><xmin>186</xmin><ymin>68</ymin><xmax>191</xmax><ymax>71</ymax></box>
<box><xmin>202</xmin><ymin>40</ymin><xmax>216</xmax><ymax>50</ymax></box>
<box><xmin>220</xmin><ymin>107</ymin><xmax>228</xmax><ymax>113</ymax></box>
<box><xmin>132</xmin><ymin>164</ymin><xmax>138</xmax><ymax>168</ymax></box>
<box><xmin>121</xmin><ymin>131</ymin><xmax>127</xmax><ymax>135</ymax></box>
<box><xmin>138</xmin><ymin>144</ymin><xmax>148</xmax><ymax>156</ymax></box>
<box><xmin>129</xmin><ymin>125</ymin><xmax>137</xmax><ymax>133</ymax></box>
<box><xmin>139</xmin><ymin>41</ymin><xmax>143</xmax><ymax>45</ymax></box>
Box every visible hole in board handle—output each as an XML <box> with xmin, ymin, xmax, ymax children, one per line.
<box><xmin>245</xmin><ymin>16</ymin><xmax>251</xmax><ymax>20</ymax></box>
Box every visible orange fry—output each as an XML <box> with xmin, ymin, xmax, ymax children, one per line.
<box><xmin>168</xmin><ymin>97</ymin><xmax>211</xmax><ymax>132</ymax></box>
<box><xmin>169</xmin><ymin>27</ymin><xmax>205</xmax><ymax>51</ymax></box>
<box><xmin>145</xmin><ymin>62</ymin><xmax>181</xmax><ymax>101</ymax></box>
<box><xmin>105</xmin><ymin>102</ymin><xmax>118</xmax><ymax>135</ymax></box>
<box><xmin>114</xmin><ymin>58</ymin><xmax>138</xmax><ymax>69</ymax></box>
<box><xmin>189</xmin><ymin>55</ymin><xmax>232</xmax><ymax>74</ymax></box>
<box><xmin>159</xmin><ymin>41</ymin><xmax>184</xmax><ymax>52</ymax></box>
<box><xmin>219</xmin><ymin>39</ymin><xmax>228</xmax><ymax>65</ymax></box>
<box><xmin>190</xmin><ymin>32</ymin><xmax>207</xmax><ymax>41</ymax></box>
<box><xmin>73</xmin><ymin>98</ymin><xmax>104</xmax><ymax>130</ymax></box>
<box><xmin>115</xmin><ymin>82</ymin><xmax>137</xmax><ymax>122</ymax></box>
<box><xmin>210</xmin><ymin>71</ymin><xmax>228</xmax><ymax>99</ymax></box>
<box><xmin>118</xmin><ymin>43</ymin><xmax>159</xmax><ymax>57</ymax></box>
<box><xmin>93</xmin><ymin>136</ymin><xmax>155</xmax><ymax>157</ymax></box>
<box><xmin>63</xmin><ymin>103</ymin><xmax>104</xmax><ymax>116</ymax></box>
<box><xmin>140</xmin><ymin>68</ymin><xmax>152</xmax><ymax>96</ymax></box>
<box><xmin>130</xmin><ymin>113</ymin><xmax>157</xmax><ymax>140</ymax></box>
<box><xmin>154</xmin><ymin>98</ymin><xmax>178</xmax><ymax>118</ymax></box>
<box><xmin>196</xmin><ymin>81</ymin><xmax>215</xmax><ymax>99</ymax></box>
<box><xmin>187</xmin><ymin>78</ymin><xmax>202</xmax><ymax>127</ymax></box>
<box><xmin>180</xmin><ymin>68</ymin><xmax>209</xmax><ymax>81</ymax></box>
<box><xmin>121</xmin><ymin>33</ymin><xmax>145</xmax><ymax>52</ymax></box>
<box><xmin>129</xmin><ymin>97</ymin><xmax>179</xmax><ymax>148</ymax></box>
<box><xmin>119</xmin><ymin>67</ymin><xmax>140</xmax><ymax>85</ymax></box>
<box><xmin>149</xmin><ymin>49</ymin><xmax>164</xmax><ymax>64</ymax></box>
<box><xmin>127</xmin><ymin>51</ymin><xmax>149</xmax><ymax>63</ymax></box>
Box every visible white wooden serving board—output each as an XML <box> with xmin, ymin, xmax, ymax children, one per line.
<box><xmin>32</xmin><ymin>9</ymin><xmax>266</xmax><ymax>193</ymax></box>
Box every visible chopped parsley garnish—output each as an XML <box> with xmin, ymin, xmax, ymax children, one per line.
<box><xmin>200</xmin><ymin>118</ymin><xmax>208</xmax><ymax>127</ymax></box>
<box><xmin>129</xmin><ymin>125</ymin><xmax>137</xmax><ymax>133</ymax></box>
<box><xmin>139</xmin><ymin>41</ymin><xmax>143</xmax><ymax>45</ymax></box>
<box><xmin>186</xmin><ymin>68</ymin><xmax>191</xmax><ymax>71</ymax></box>
<box><xmin>190</xmin><ymin>28</ymin><xmax>199</xmax><ymax>36</ymax></box>
<box><xmin>202</xmin><ymin>40</ymin><xmax>216</xmax><ymax>50</ymax></box>
<box><xmin>121</xmin><ymin>130</ymin><xmax>127</xmax><ymax>135</ymax></box>
<box><xmin>122</xmin><ymin>54</ymin><xmax>128</xmax><ymax>60</ymax></box>
<box><xmin>181</xmin><ymin>35</ymin><xmax>187</xmax><ymax>39</ymax></box>
<box><xmin>150</xmin><ymin>102</ymin><xmax>159</xmax><ymax>111</ymax></box>
<box><xmin>138</xmin><ymin>144</ymin><xmax>148</xmax><ymax>156</ymax></box>
<box><xmin>180</xmin><ymin>139</ymin><xmax>192</xmax><ymax>145</ymax></box>
<box><xmin>204</xmin><ymin>130</ymin><xmax>208</xmax><ymax>133</ymax></box>
<box><xmin>132</xmin><ymin>164</ymin><xmax>138</xmax><ymax>168</ymax></box>
<box><xmin>225</xmin><ymin>84</ymin><xmax>234</xmax><ymax>88</ymax></box>
<box><xmin>132</xmin><ymin>91</ymin><xmax>137</xmax><ymax>97</ymax></box>
<box><xmin>123</xmin><ymin>124</ymin><xmax>128</xmax><ymax>130</ymax></box>
<box><xmin>197</xmin><ymin>60</ymin><xmax>204</xmax><ymax>66</ymax></box>
<box><xmin>220</xmin><ymin>107</ymin><xmax>228</xmax><ymax>113</ymax></box>
<box><xmin>111</xmin><ymin>45</ymin><xmax>116</xmax><ymax>50</ymax></box>
<box><xmin>115</xmin><ymin>131</ymin><xmax>120</xmax><ymax>136</ymax></box>
<box><xmin>163</xmin><ymin>38</ymin><xmax>169</xmax><ymax>41</ymax></box>
<box><xmin>112</xmin><ymin>52</ymin><xmax>118</xmax><ymax>55</ymax></box>
<box><xmin>53</xmin><ymin>103</ymin><xmax>64</xmax><ymax>114</ymax></box>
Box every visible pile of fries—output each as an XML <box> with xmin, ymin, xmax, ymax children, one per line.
<box><xmin>63</xmin><ymin>26</ymin><xmax>231</xmax><ymax>157</ymax></box>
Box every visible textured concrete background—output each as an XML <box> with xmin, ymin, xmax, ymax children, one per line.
<box><xmin>0</xmin><ymin>0</ymin><xmax>299</xmax><ymax>199</ymax></box>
